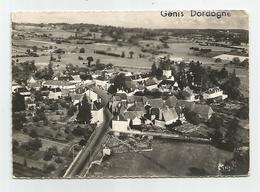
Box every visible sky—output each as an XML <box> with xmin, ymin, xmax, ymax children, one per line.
<box><xmin>11</xmin><ymin>10</ymin><xmax>248</xmax><ymax>30</ymax></box>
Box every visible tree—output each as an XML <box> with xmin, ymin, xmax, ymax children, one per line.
<box><xmin>236</xmin><ymin>105</ymin><xmax>249</xmax><ymax>119</ymax></box>
<box><xmin>55</xmin><ymin>157</ymin><xmax>63</xmax><ymax>164</ymax></box>
<box><xmin>220</xmin><ymin>70</ymin><xmax>242</xmax><ymax>100</ymax></box>
<box><xmin>79</xmin><ymin>48</ymin><xmax>85</xmax><ymax>53</ymax></box>
<box><xmin>12</xmin><ymin>92</ymin><xmax>25</xmax><ymax>112</ymax></box>
<box><xmin>12</xmin><ymin>112</ymin><xmax>27</xmax><ymax>131</ymax></box>
<box><xmin>121</xmin><ymin>51</ymin><xmax>125</xmax><ymax>58</ymax></box>
<box><xmin>218</xmin><ymin>67</ymin><xmax>229</xmax><ymax>80</ymax></box>
<box><xmin>184</xmin><ymin>110</ymin><xmax>201</xmax><ymax>125</ymax></box>
<box><xmin>12</xmin><ymin>139</ymin><xmax>19</xmax><ymax>153</ymax></box>
<box><xmin>77</xmin><ymin>94</ymin><xmax>92</xmax><ymax>124</ymax></box>
<box><xmin>151</xmin><ymin>62</ymin><xmax>157</xmax><ymax>76</ymax></box>
<box><xmin>86</xmin><ymin>56</ymin><xmax>94</xmax><ymax>67</ymax></box>
<box><xmin>111</xmin><ymin>73</ymin><xmax>127</xmax><ymax>91</ymax></box>
<box><xmin>208</xmin><ymin>114</ymin><xmax>225</xmax><ymax>143</ymax></box>
<box><xmin>221</xmin><ymin>149</ymin><xmax>249</xmax><ymax>175</ymax></box>
<box><xmin>29</xmin><ymin>138</ymin><xmax>42</xmax><ymax>151</ymax></box>
<box><xmin>106</xmin><ymin>63</ymin><xmax>113</xmax><ymax>69</ymax></box>
<box><xmin>225</xmin><ymin>119</ymin><xmax>241</xmax><ymax>149</ymax></box>
<box><xmin>67</xmin><ymin>105</ymin><xmax>77</xmax><ymax>116</ymax></box>
<box><xmin>33</xmin><ymin>107</ymin><xmax>47</xmax><ymax>122</ymax></box>
<box><xmin>44</xmin><ymin>163</ymin><xmax>56</xmax><ymax>173</ymax></box>
<box><xmin>32</xmin><ymin>46</ymin><xmax>38</xmax><ymax>52</ymax></box>
<box><xmin>155</xmin><ymin>67</ymin><xmax>163</xmax><ymax>79</ymax></box>
<box><xmin>231</xmin><ymin>57</ymin><xmax>241</xmax><ymax>65</ymax></box>
<box><xmin>129</xmin><ymin>51</ymin><xmax>134</xmax><ymax>58</ymax></box>
<box><xmin>215</xmin><ymin>58</ymin><xmax>222</xmax><ymax>63</ymax></box>
<box><xmin>46</xmin><ymin>62</ymin><xmax>54</xmax><ymax>80</ymax></box>
<box><xmin>79</xmin><ymin>139</ymin><xmax>87</xmax><ymax>146</ymax></box>
<box><xmin>43</xmin><ymin>151</ymin><xmax>53</xmax><ymax>161</ymax></box>
<box><xmin>29</xmin><ymin>129</ymin><xmax>38</xmax><ymax>138</ymax></box>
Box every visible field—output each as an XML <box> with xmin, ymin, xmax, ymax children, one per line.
<box><xmin>88</xmin><ymin>140</ymin><xmax>233</xmax><ymax>177</ymax></box>
<box><xmin>13</xmin><ymin>133</ymin><xmax>69</xmax><ymax>153</ymax></box>
<box><xmin>13</xmin><ymin>27</ymin><xmax>249</xmax><ymax>96</ymax></box>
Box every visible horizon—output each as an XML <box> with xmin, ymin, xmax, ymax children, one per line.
<box><xmin>11</xmin><ymin>10</ymin><xmax>248</xmax><ymax>30</ymax></box>
<box><xmin>13</xmin><ymin>22</ymin><xmax>249</xmax><ymax>31</ymax></box>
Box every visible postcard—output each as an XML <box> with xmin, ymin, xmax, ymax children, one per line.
<box><xmin>11</xmin><ymin>10</ymin><xmax>249</xmax><ymax>179</ymax></box>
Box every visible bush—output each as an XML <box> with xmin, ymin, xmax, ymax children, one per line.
<box><xmin>29</xmin><ymin>129</ymin><xmax>38</xmax><ymax>138</ymax></box>
<box><xmin>184</xmin><ymin>111</ymin><xmax>201</xmax><ymax>125</ymax></box>
<box><xmin>43</xmin><ymin>151</ymin><xmax>53</xmax><ymax>161</ymax></box>
<box><xmin>55</xmin><ymin>157</ymin><xmax>63</xmax><ymax>164</ymax></box>
<box><xmin>236</xmin><ymin>105</ymin><xmax>249</xmax><ymax>119</ymax></box>
<box><xmin>79</xmin><ymin>48</ymin><xmax>85</xmax><ymax>53</ymax></box>
<box><xmin>44</xmin><ymin>163</ymin><xmax>56</xmax><ymax>173</ymax></box>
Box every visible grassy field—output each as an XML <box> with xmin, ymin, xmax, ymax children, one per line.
<box><xmin>88</xmin><ymin>140</ymin><xmax>233</xmax><ymax>177</ymax></box>
<box><xmin>12</xmin><ymin>35</ymin><xmax>249</xmax><ymax>96</ymax></box>
<box><xmin>13</xmin><ymin>133</ymin><xmax>69</xmax><ymax>153</ymax></box>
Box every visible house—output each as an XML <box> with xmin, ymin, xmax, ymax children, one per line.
<box><xmin>12</xmin><ymin>81</ymin><xmax>22</xmax><ymax>93</ymax></box>
<box><xmin>191</xmin><ymin>104</ymin><xmax>214</xmax><ymax>121</ymax></box>
<box><xmin>127</xmin><ymin>102</ymin><xmax>146</xmax><ymax>113</ymax></box>
<box><xmin>26</xmin><ymin>98</ymin><xmax>36</xmax><ymax>110</ymax></box>
<box><xmin>154</xmin><ymin>107</ymin><xmax>179</xmax><ymax>128</ymax></box>
<box><xmin>70</xmin><ymin>93</ymin><xmax>83</xmax><ymax>105</ymax></box>
<box><xmin>158</xmin><ymin>79</ymin><xmax>179</xmax><ymax>91</ymax></box>
<box><xmin>43</xmin><ymin>80</ymin><xmax>76</xmax><ymax>90</ymax></box>
<box><xmin>48</xmin><ymin>87</ymin><xmax>62</xmax><ymax>100</ymax></box>
<box><xmin>84</xmin><ymin>88</ymin><xmax>99</xmax><ymax>102</ymax></box>
<box><xmin>213</xmin><ymin>54</ymin><xmax>248</xmax><ymax>62</ymax></box>
<box><xmin>202</xmin><ymin>87</ymin><xmax>228</xmax><ymax>100</ymax></box>
<box><xmin>124</xmin><ymin>111</ymin><xmax>144</xmax><ymax>129</ymax></box>
<box><xmin>115</xmin><ymin>92</ymin><xmax>128</xmax><ymax>101</ymax></box>
<box><xmin>27</xmin><ymin>78</ymin><xmax>42</xmax><ymax>91</ymax></box>
<box><xmin>165</xmin><ymin>95</ymin><xmax>178</xmax><ymax>108</ymax></box>
<box><xmin>144</xmin><ymin>78</ymin><xmax>158</xmax><ymax>91</ymax></box>
<box><xmin>94</xmin><ymin>76</ymin><xmax>111</xmax><ymax>91</ymax></box>
<box><xmin>180</xmin><ymin>87</ymin><xmax>200</xmax><ymax>102</ymax></box>
<box><xmin>112</xmin><ymin>114</ymin><xmax>128</xmax><ymax>136</ymax></box>
<box><xmin>90</xmin><ymin>99</ymin><xmax>104</xmax><ymax>125</ymax></box>
<box><xmin>131</xmin><ymin>73</ymin><xmax>149</xmax><ymax>84</ymax></box>
<box><xmin>163</xmin><ymin>69</ymin><xmax>172</xmax><ymax>78</ymax></box>
<box><xmin>70</xmin><ymin>75</ymin><xmax>82</xmax><ymax>83</ymax></box>
<box><xmin>145</xmin><ymin>98</ymin><xmax>166</xmax><ymax>109</ymax></box>
<box><xmin>13</xmin><ymin>86</ymin><xmax>31</xmax><ymax>100</ymax></box>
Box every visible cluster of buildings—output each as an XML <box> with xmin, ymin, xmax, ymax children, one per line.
<box><xmin>12</xmin><ymin>59</ymin><xmax>229</xmax><ymax>136</ymax></box>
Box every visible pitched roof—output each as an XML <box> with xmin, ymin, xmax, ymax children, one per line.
<box><xmin>112</xmin><ymin>114</ymin><xmax>127</xmax><ymax>121</ymax></box>
<box><xmin>125</xmin><ymin>80</ymin><xmax>137</xmax><ymax>91</ymax></box>
<box><xmin>115</xmin><ymin>93</ymin><xmax>127</xmax><ymax>100</ymax></box>
<box><xmin>145</xmin><ymin>78</ymin><xmax>157</xmax><ymax>86</ymax></box>
<box><xmin>146</xmin><ymin>98</ymin><xmax>165</xmax><ymax>109</ymax></box>
<box><xmin>70</xmin><ymin>94</ymin><xmax>82</xmax><ymax>101</ymax></box>
<box><xmin>165</xmin><ymin>95</ymin><xmax>178</xmax><ymax>108</ymax></box>
<box><xmin>162</xmin><ymin>107</ymin><xmax>178</xmax><ymax>122</ymax></box>
<box><xmin>44</xmin><ymin>80</ymin><xmax>75</xmax><ymax>86</ymax></box>
<box><xmin>192</xmin><ymin>104</ymin><xmax>214</xmax><ymax>119</ymax></box>
<box><xmin>176</xmin><ymin>100</ymin><xmax>195</xmax><ymax>111</ymax></box>
<box><xmin>91</xmin><ymin>100</ymin><xmax>103</xmax><ymax>111</ymax></box>
<box><xmin>127</xmin><ymin>102</ymin><xmax>146</xmax><ymax>112</ymax></box>
<box><xmin>124</xmin><ymin>111</ymin><xmax>144</xmax><ymax>120</ymax></box>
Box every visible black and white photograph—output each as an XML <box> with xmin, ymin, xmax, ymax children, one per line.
<box><xmin>11</xmin><ymin>10</ymin><xmax>249</xmax><ymax>179</ymax></box>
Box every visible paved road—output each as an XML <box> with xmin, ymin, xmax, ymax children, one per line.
<box><xmin>63</xmin><ymin>89</ymin><xmax>112</xmax><ymax>178</ymax></box>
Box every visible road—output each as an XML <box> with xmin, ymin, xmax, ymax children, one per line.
<box><xmin>63</xmin><ymin>89</ymin><xmax>112</xmax><ymax>178</ymax></box>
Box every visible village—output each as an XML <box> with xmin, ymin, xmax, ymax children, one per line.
<box><xmin>12</xmin><ymin>22</ymin><xmax>249</xmax><ymax>178</ymax></box>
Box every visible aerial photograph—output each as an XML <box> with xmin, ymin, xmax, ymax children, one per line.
<box><xmin>11</xmin><ymin>11</ymin><xmax>249</xmax><ymax>178</ymax></box>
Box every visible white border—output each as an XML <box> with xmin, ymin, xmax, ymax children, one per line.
<box><xmin>1</xmin><ymin>0</ymin><xmax>260</xmax><ymax>192</ymax></box>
